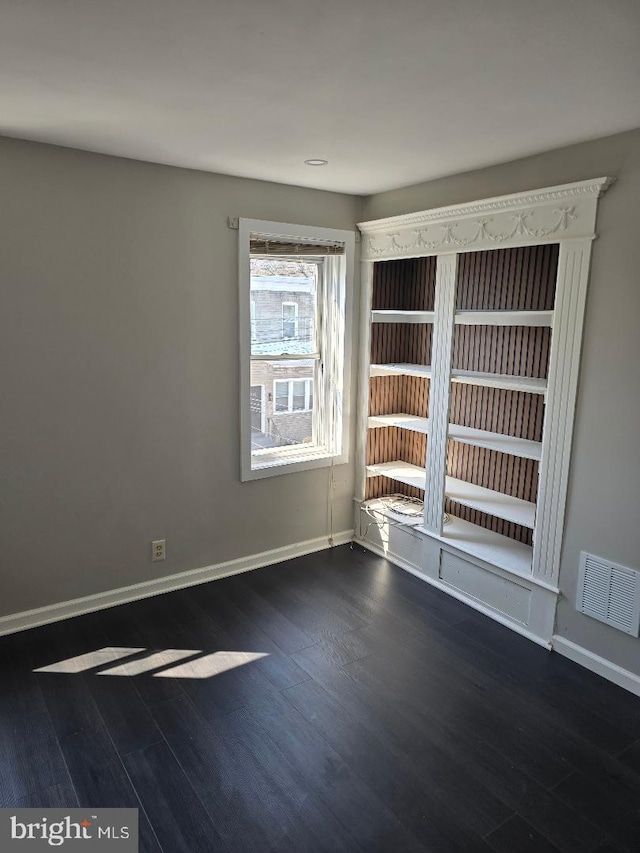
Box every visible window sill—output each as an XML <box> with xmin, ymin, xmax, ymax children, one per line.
<box><xmin>242</xmin><ymin>448</ymin><xmax>347</xmax><ymax>481</ymax></box>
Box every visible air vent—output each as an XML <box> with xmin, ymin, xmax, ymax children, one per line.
<box><xmin>577</xmin><ymin>552</ymin><xmax>640</xmax><ymax>636</ymax></box>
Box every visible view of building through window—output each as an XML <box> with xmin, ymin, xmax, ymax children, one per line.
<box><xmin>250</xmin><ymin>257</ymin><xmax>318</xmax><ymax>451</ymax></box>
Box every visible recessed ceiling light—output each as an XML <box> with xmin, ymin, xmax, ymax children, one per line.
<box><xmin>304</xmin><ymin>158</ymin><xmax>328</xmax><ymax>166</ymax></box>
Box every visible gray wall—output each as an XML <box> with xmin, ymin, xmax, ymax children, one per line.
<box><xmin>363</xmin><ymin>128</ymin><xmax>640</xmax><ymax>676</ymax></box>
<box><xmin>0</xmin><ymin>137</ymin><xmax>361</xmax><ymax>616</ymax></box>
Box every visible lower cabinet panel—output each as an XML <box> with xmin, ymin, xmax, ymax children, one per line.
<box><xmin>356</xmin><ymin>503</ymin><xmax>556</xmax><ymax>646</ymax></box>
<box><xmin>439</xmin><ymin>551</ymin><xmax>531</xmax><ymax>625</ymax></box>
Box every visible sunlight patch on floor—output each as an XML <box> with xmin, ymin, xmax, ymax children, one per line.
<box><xmin>154</xmin><ymin>651</ymin><xmax>269</xmax><ymax>679</ymax></box>
<box><xmin>33</xmin><ymin>647</ymin><xmax>270</xmax><ymax>679</ymax></box>
<box><xmin>34</xmin><ymin>647</ymin><xmax>145</xmax><ymax>673</ymax></box>
<box><xmin>97</xmin><ymin>649</ymin><xmax>201</xmax><ymax>676</ymax></box>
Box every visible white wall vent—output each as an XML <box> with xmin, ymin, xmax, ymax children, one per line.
<box><xmin>577</xmin><ymin>552</ymin><xmax>640</xmax><ymax>636</ymax></box>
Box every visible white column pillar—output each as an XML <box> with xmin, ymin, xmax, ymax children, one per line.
<box><xmin>533</xmin><ymin>238</ymin><xmax>593</xmax><ymax>586</ymax></box>
<box><xmin>423</xmin><ymin>253</ymin><xmax>458</xmax><ymax>535</ymax></box>
<box><xmin>355</xmin><ymin>260</ymin><xmax>374</xmax><ymax>503</ymax></box>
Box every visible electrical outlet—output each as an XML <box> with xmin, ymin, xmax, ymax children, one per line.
<box><xmin>151</xmin><ymin>539</ymin><xmax>166</xmax><ymax>561</ymax></box>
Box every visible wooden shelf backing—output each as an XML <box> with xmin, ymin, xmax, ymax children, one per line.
<box><xmin>366</xmin><ymin>461</ymin><xmax>426</xmax><ymax>490</ymax></box>
<box><xmin>454</xmin><ymin>310</ymin><xmax>553</xmax><ymax>327</ymax></box>
<box><xmin>418</xmin><ymin>515</ymin><xmax>533</xmax><ymax>577</ymax></box>
<box><xmin>367</xmin><ymin>414</ymin><xmax>429</xmax><ymax>433</ymax></box>
<box><xmin>372</xmin><ymin>310</ymin><xmax>435</xmax><ymax>324</ymax></box>
<box><xmin>448</xmin><ymin>424</ymin><xmax>541</xmax><ymax>461</ymax></box>
<box><xmin>451</xmin><ymin>370</ymin><xmax>547</xmax><ymax>395</ymax></box>
<box><xmin>370</xmin><ymin>363</ymin><xmax>432</xmax><ymax>379</ymax></box>
<box><xmin>445</xmin><ymin>476</ymin><xmax>536</xmax><ymax>528</ymax></box>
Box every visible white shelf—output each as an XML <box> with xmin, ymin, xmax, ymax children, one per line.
<box><xmin>451</xmin><ymin>370</ymin><xmax>547</xmax><ymax>395</ymax></box>
<box><xmin>445</xmin><ymin>476</ymin><xmax>536</xmax><ymax>528</ymax></box>
<box><xmin>367</xmin><ymin>414</ymin><xmax>429</xmax><ymax>433</ymax></box>
<box><xmin>372</xmin><ymin>310</ymin><xmax>435</xmax><ymax>324</ymax></box>
<box><xmin>418</xmin><ymin>515</ymin><xmax>533</xmax><ymax>577</ymax></box>
<box><xmin>454</xmin><ymin>310</ymin><xmax>553</xmax><ymax>327</ymax></box>
<box><xmin>448</xmin><ymin>424</ymin><xmax>541</xmax><ymax>461</ymax></box>
<box><xmin>367</xmin><ymin>415</ymin><xmax>541</xmax><ymax>461</ymax></box>
<box><xmin>370</xmin><ymin>363</ymin><xmax>432</xmax><ymax>379</ymax></box>
<box><xmin>366</xmin><ymin>460</ymin><xmax>426</xmax><ymax>490</ymax></box>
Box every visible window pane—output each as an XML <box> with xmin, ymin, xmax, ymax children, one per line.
<box><xmin>250</xmin><ymin>360</ymin><xmax>315</xmax><ymax>451</ymax></box>
<box><xmin>292</xmin><ymin>380</ymin><xmax>306</xmax><ymax>411</ymax></box>
<box><xmin>250</xmin><ymin>258</ymin><xmax>317</xmax><ymax>356</ymax></box>
<box><xmin>282</xmin><ymin>303</ymin><xmax>297</xmax><ymax>340</ymax></box>
<box><xmin>274</xmin><ymin>381</ymin><xmax>289</xmax><ymax>412</ymax></box>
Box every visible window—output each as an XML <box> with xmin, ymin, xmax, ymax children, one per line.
<box><xmin>239</xmin><ymin>219</ymin><xmax>354</xmax><ymax>480</ymax></box>
<box><xmin>274</xmin><ymin>378</ymin><xmax>313</xmax><ymax>412</ymax></box>
<box><xmin>282</xmin><ymin>302</ymin><xmax>298</xmax><ymax>340</ymax></box>
<box><xmin>250</xmin><ymin>300</ymin><xmax>257</xmax><ymax>341</ymax></box>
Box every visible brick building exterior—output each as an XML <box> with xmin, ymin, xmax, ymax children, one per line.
<box><xmin>250</xmin><ymin>267</ymin><xmax>317</xmax><ymax>449</ymax></box>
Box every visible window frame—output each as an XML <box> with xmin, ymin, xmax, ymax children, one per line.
<box><xmin>274</xmin><ymin>378</ymin><xmax>313</xmax><ymax>413</ymax></box>
<box><xmin>239</xmin><ymin>218</ymin><xmax>354</xmax><ymax>481</ymax></box>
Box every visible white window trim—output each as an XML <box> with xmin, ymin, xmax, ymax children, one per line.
<box><xmin>239</xmin><ymin>218</ymin><xmax>354</xmax><ymax>481</ymax></box>
<box><xmin>274</xmin><ymin>378</ymin><xmax>313</xmax><ymax>413</ymax></box>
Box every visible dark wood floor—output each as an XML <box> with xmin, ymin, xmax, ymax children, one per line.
<box><xmin>2</xmin><ymin>544</ymin><xmax>640</xmax><ymax>852</ymax></box>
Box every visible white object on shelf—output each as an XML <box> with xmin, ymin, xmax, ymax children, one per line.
<box><xmin>362</xmin><ymin>496</ymin><xmax>425</xmax><ymax>527</ymax></box>
<box><xmin>417</xmin><ymin>515</ymin><xmax>533</xmax><ymax>577</ymax></box>
<box><xmin>366</xmin><ymin>460</ymin><xmax>426</xmax><ymax>490</ymax></box>
<box><xmin>445</xmin><ymin>476</ymin><xmax>536</xmax><ymax>528</ymax></box>
<box><xmin>448</xmin><ymin>424</ymin><xmax>541</xmax><ymax>461</ymax></box>
<box><xmin>370</xmin><ymin>363</ymin><xmax>432</xmax><ymax>378</ymax></box>
<box><xmin>451</xmin><ymin>370</ymin><xmax>547</xmax><ymax>395</ymax></box>
<box><xmin>371</xmin><ymin>310</ymin><xmax>435</xmax><ymax>324</ymax></box>
<box><xmin>454</xmin><ymin>310</ymin><xmax>554</xmax><ymax>327</ymax></box>
<box><xmin>367</xmin><ymin>414</ymin><xmax>430</xmax><ymax>433</ymax></box>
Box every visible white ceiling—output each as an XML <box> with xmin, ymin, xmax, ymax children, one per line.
<box><xmin>1</xmin><ymin>0</ymin><xmax>639</xmax><ymax>195</ymax></box>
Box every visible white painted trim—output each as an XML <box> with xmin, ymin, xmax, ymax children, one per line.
<box><xmin>358</xmin><ymin>177</ymin><xmax>615</xmax><ymax>233</ymax></box>
<box><xmin>533</xmin><ymin>239</ymin><xmax>593</xmax><ymax>586</ymax></box>
<box><xmin>423</xmin><ymin>253</ymin><xmax>457</xmax><ymax>535</ymax></box>
<box><xmin>358</xmin><ymin>178</ymin><xmax>614</xmax><ymax>260</ymax></box>
<box><xmin>0</xmin><ymin>530</ymin><xmax>354</xmax><ymax>637</ymax></box>
<box><xmin>355</xmin><ymin>261</ymin><xmax>374</xmax><ymax>502</ymax></box>
<box><xmin>552</xmin><ymin>636</ymin><xmax>640</xmax><ymax>697</ymax></box>
<box><xmin>358</xmin><ymin>538</ymin><xmax>552</xmax><ymax>649</ymax></box>
<box><xmin>239</xmin><ymin>219</ymin><xmax>355</xmax><ymax>482</ymax></box>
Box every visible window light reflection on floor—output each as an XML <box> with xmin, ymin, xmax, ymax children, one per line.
<box><xmin>33</xmin><ymin>647</ymin><xmax>269</xmax><ymax>679</ymax></box>
<box><xmin>97</xmin><ymin>649</ymin><xmax>201</xmax><ymax>677</ymax></box>
<box><xmin>153</xmin><ymin>651</ymin><xmax>268</xmax><ymax>679</ymax></box>
<box><xmin>34</xmin><ymin>647</ymin><xmax>145</xmax><ymax>673</ymax></box>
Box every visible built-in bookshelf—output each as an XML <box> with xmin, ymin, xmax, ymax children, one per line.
<box><xmin>355</xmin><ymin>178</ymin><xmax>613</xmax><ymax>645</ymax></box>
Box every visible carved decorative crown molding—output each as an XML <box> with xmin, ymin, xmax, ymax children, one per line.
<box><xmin>358</xmin><ymin>177</ymin><xmax>615</xmax><ymax>261</ymax></box>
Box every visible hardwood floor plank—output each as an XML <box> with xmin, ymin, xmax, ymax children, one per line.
<box><xmin>283</xmin><ymin>676</ymin><xmax>503</xmax><ymax>848</ymax></box>
<box><xmin>0</xmin><ymin>711</ymin><xmax>71</xmax><ymax>807</ymax></box>
<box><xmin>221</xmin><ymin>574</ymin><xmax>316</xmax><ymax>654</ymax></box>
<box><xmin>14</xmin><ymin>781</ymin><xmax>79</xmax><ymax>809</ymax></box>
<box><xmin>246</xmin><ymin>688</ymin><xmax>433</xmax><ymax>853</ymax></box>
<box><xmin>59</xmin><ymin>727</ymin><xmax>163</xmax><ymax>853</ymax></box>
<box><xmin>486</xmin><ymin>815</ymin><xmax>562</xmax><ymax>853</ymax></box>
<box><xmin>123</xmin><ymin>740</ymin><xmax>237</xmax><ymax>853</ymax></box>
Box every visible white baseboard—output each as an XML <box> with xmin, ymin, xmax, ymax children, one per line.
<box><xmin>552</xmin><ymin>636</ymin><xmax>640</xmax><ymax>697</ymax></box>
<box><xmin>358</xmin><ymin>538</ymin><xmax>553</xmax><ymax>649</ymax></box>
<box><xmin>0</xmin><ymin>530</ymin><xmax>354</xmax><ymax>637</ymax></box>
